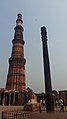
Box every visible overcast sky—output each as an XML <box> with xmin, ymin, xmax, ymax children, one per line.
<box><xmin>0</xmin><ymin>0</ymin><xmax>67</xmax><ymax>93</ymax></box>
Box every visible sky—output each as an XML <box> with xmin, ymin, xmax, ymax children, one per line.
<box><xmin>0</xmin><ymin>0</ymin><xmax>67</xmax><ymax>93</ymax></box>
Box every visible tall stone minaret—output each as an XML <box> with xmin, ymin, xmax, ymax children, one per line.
<box><xmin>6</xmin><ymin>13</ymin><xmax>26</xmax><ymax>92</ymax></box>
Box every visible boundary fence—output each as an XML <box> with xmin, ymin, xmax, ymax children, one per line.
<box><xmin>1</xmin><ymin>110</ymin><xmax>31</xmax><ymax>119</ymax></box>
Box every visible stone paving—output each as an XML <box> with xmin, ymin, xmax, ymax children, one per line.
<box><xmin>30</xmin><ymin>111</ymin><xmax>67</xmax><ymax>119</ymax></box>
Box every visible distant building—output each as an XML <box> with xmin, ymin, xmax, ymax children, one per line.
<box><xmin>36</xmin><ymin>93</ymin><xmax>45</xmax><ymax>103</ymax></box>
<box><xmin>59</xmin><ymin>90</ymin><xmax>67</xmax><ymax>105</ymax></box>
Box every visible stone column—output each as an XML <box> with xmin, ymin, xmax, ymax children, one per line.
<box><xmin>13</xmin><ymin>92</ymin><xmax>15</xmax><ymax>105</ymax></box>
<box><xmin>3</xmin><ymin>92</ymin><xmax>5</xmax><ymax>105</ymax></box>
<box><xmin>9</xmin><ymin>93</ymin><xmax>11</xmax><ymax>105</ymax></box>
<box><xmin>0</xmin><ymin>92</ymin><xmax>1</xmax><ymax>105</ymax></box>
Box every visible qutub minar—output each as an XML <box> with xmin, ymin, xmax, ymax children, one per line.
<box><xmin>6</xmin><ymin>13</ymin><xmax>26</xmax><ymax>92</ymax></box>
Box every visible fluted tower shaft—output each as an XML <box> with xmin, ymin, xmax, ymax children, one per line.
<box><xmin>6</xmin><ymin>13</ymin><xmax>26</xmax><ymax>92</ymax></box>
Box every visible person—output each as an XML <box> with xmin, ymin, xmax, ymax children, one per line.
<box><xmin>39</xmin><ymin>103</ymin><xmax>42</xmax><ymax>113</ymax></box>
<box><xmin>59</xmin><ymin>98</ymin><xmax>64</xmax><ymax>112</ymax></box>
<box><xmin>39</xmin><ymin>100</ymin><xmax>42</xmax><ymax>113</ymax></box>
<box><xmin>55</xmin><ymin>100</ymin><xmax>58</xmax><ymax>111</ymax></box>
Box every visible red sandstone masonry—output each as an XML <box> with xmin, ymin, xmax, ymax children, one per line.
<box><xmin>6</xmin><ymin>13</ymin><xmax>26</xmax><ymax>92</ymax></box>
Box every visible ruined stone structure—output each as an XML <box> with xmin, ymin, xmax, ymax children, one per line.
<box><xmin>0</xmin><ymin>88</ymin><xmax>28</xmax><ymax>105</ymax></box>
<box><xmin>6</xmin><ymin>13</ymin><xmax>26</xmax><ymax>92</ymax></box>
<box><xmin>0</xmin><ymin>88</ymin><xmax>37</xmax><ymax>106</ymax></box>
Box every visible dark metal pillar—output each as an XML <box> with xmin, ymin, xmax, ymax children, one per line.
<box><xmin>41</xmin><ymin>26</ymin><xmax>54</xmax><ymax>112</ymax></box>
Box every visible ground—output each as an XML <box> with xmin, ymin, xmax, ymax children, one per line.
<box><xmin>30</xmin><ymin>111</ymin><xmax>67</xmax><ymax>119</ymax></box>
<box><xmin>0</xmin><ymin>106</ymin><xmax>67</xmax><ymax>119</ymax></box>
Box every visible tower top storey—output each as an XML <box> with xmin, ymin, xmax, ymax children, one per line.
<box><xmin>16</xmin><ymin>13</ymin><xmax>23</xmax><ymax>26</ymax></box>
